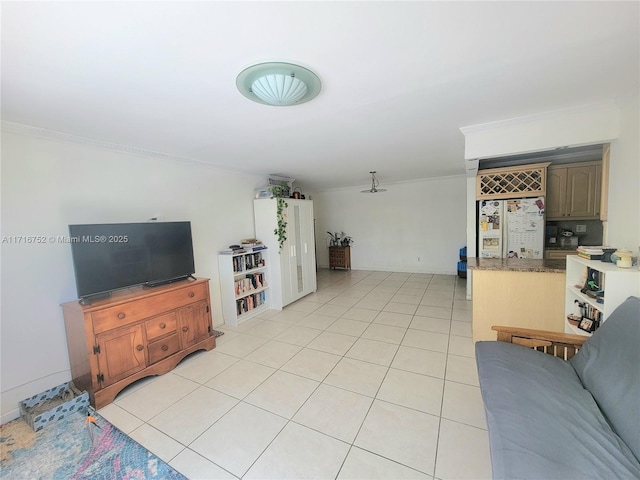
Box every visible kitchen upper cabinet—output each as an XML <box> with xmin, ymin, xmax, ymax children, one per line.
<box><xmin>565</xmin><ymin>164</ymin><xmax>599</xmax><ymax>218</ymax></box>
<box><xmin>546</xmin><ymin>161</ymin><xmax>602</xmax><ymax>220</ymax></box>
<box><xmin>546</xmin><ymin>168</ymin><xmax>568</xmax><ymax>219</ymax></box>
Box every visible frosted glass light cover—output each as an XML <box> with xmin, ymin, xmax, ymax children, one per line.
<box><xmin>236</xmin><ymin>62</ymin><xmax>321</xmax><ymax>106</ymax></box>
<box><xmin>251</xmin><ymin>74</ymin><xmax>308</xmax><ymax>106</ymax></box>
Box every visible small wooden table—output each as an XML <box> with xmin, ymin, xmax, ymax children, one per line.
<box><xmin>329</xmin><ymin>246</ymin><xmax>351</xmax><ymax>270</ymax></box>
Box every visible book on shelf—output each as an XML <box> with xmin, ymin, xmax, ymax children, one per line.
<box><xmin>234</xmin><ymin>272</ymin><xmax>267</xmax><ymax>297</ymax></box>
<box><xmin>578</xmin><ymin>252</ymin><xmax>603</xmax><ymax>260</ymax></box>
<box><xmin>235</xmin><ymin>290</ymin><xmax>266</xmax><ymax>316</ymax></box>
<box><xmin>220</xmin><ymin>245</ymin><xmax>265</xmax><ymax>255</ymax></box>
<box><xmin>241</xmin><ymin>238</ymin><xmax>266</xmax><ymax>251</ymax></box>
<box><xmin>577</xmin><ymin>246</ymin><xmax>604</xmax><ymax>253</ymax></box>
<box><xmin>241</xmin><ymin>238</ymin><xmax>260</xmax><ymax>245</ymax></box>
<box><xmin>577</xmin><ymin>246</ymin><xmax>604</xmax><ymax>260</ymax></box>
<box><xmin>232</xmin><ymin>256</ymin><xmax>246</xmax><ymax>273</ymax></box>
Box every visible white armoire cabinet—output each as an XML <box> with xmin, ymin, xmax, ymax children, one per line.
<box><xmin>254</xmin><ymin>198</ymin><xmax>317</xmax><ymax>309</ymax></box>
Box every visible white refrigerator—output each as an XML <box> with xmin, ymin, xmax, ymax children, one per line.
<box><xmin>478</xmin><ymin>197</ymin><xmax>545</xmax><ymax>259</ymax></box>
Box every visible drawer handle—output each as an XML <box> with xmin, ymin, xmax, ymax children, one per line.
<box><xmin>188</xmin><ymin>291</ymin><xmax>195</xmax><ymax>298</ymax></box>
<box><xmin>162</xmin><ymin>344</ymin><xmax>169</xmax><ymax>352</ymax></box>
<box><xmin>159</xmin><ymin>323</ymin><xmax>166</xmax><ymax>329</ymax></box>
<box><xmin>118</xmin><ymin>312</ymin><xmax>126</xmax><ymax>320</ymax></box>
<box><xmin>136</xmin><ymin>344</ymin><xmax>144</xmax><ymax>351</ymax></box>
<box><xmin>182</xmin><ymin>326</ymin><xmax>189</xmax><ymax>332</ymax></box>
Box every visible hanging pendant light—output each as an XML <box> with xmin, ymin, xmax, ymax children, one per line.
<box><xmin>361</xmin><ymin>171</ymin><xmax>387</xmax><ymax>193</ymax></box>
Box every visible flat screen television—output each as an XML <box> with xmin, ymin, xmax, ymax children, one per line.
<box><xmin>69</xmin><ymin>221</ymin><xmax>196</xmax><ymax>302</ymax></box>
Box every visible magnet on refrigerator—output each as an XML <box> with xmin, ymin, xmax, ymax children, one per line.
<box><xmin>477</xmin><ymin>197</ymin><xmax>545</xmax><ymax>259</ymax></box>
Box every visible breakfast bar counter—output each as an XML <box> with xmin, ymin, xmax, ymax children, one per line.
<box><xmin>468</xmin><ymin>257</ymin><xmax>566</xmax><ymax>273</ymax></box>
<box><xmin>469</xmin><ymin>258</ymin><xmax>566</xmax><ymax>342</ymax></box>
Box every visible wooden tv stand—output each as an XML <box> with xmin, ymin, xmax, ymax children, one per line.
<box><xmin>62</xmin><ymin>277</ymin><xmax>216</xmax><ymax>409</ymax></box>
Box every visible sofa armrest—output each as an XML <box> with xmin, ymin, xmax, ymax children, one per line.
<box><xmin>491</xmin><ymin>326</ymin><xmax>588</xmax><ymax>360</ymax></box>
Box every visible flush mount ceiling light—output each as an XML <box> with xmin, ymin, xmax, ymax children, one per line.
<box><xmin>361</xmin><ymin>171</ymin><xmax>387</xmax><ymax>193</ymax></box>
<box><xmin>236</xmin><ymin>62</ymin><xmax>321</xmax><ymax>106</ymax></box>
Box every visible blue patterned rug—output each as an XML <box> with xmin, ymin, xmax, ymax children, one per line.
<box><xmin>0</xmin><ymin>410</ymin><xmax>187</xmax><ymax>479</ymax></box>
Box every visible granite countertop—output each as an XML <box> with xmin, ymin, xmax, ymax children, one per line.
<box><xmin>467</xmin><ymin>257</ymin><xmax>566</xmax><ymax>273</ymax></box>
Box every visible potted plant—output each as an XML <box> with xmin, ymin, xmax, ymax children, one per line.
<box><xmin>269</xmin><ymin>186</ymin><xmax>289</xmax><ymax>252</ymax></box>
<box><xmin>327</xmin><ymin>231</ymin><xmax>353</xmax><ymax>247</ymax></box>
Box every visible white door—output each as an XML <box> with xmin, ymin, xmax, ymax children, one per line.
<box><xmin>297</xmin><ymin>201</ymin><xmax>317</xmax><ymax>295</ymax></box>
<box><xmin>280</xmin><ymin>202</ymin><xmax>298</xmax><ymax>306</ymax></box>
<box><xmin>282</xmin><ymin>200</ymin><xmax>317</xmax><ymax>306</ymax></box>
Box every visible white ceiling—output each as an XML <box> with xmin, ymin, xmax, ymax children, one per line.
<box><xmin>2</xmin><ymin>1</ymin><xmax>638</xmax><ymax>191</ymax></box>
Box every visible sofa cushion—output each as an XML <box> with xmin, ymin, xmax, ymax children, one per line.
<box><xmin>570</xmin><ymin>295</ymin><xmax>640</xmax><ymax>461</ymax></box>
<box><xmin>477</xmin><ymin>340</ymin><xmax>640</xmax><ymax>479</ymax></box>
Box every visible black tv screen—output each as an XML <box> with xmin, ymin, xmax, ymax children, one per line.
<box><xmin>69</xmin><ymin>221</ymin><xmax>195</xmax><ymax>300</ymax></box>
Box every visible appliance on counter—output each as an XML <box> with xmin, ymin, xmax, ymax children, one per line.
<box><xmin>559</xmin><ymin>231</ymin><xmax>579</xmax><ymax>248</ymax></box>
<box><xmin>478</xmin><ymin>197</ymin><xmax>545</xmax><ymax>259</ymax></box>
<box><xmin>548</xmin><ymin>226</ymin><xmax>579</xmax><ymax>248</ymax></box>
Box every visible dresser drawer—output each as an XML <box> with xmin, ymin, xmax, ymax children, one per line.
<box><xmin>145</xmin><ymin>312</ymin><xmax>177</xmax><ymax>341</ymax></box>
<box><xmin>92</xmin><ymin>283</ymin><xmax>208</xmax><ymax>334</ymax></box>
<box><xmin>147</xmin><ymin>333</ymin><xmax>181</xmax><ymax>364</ymax></box>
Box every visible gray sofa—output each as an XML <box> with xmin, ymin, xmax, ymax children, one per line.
<box><xmin>476</xmin><ymin>295</ymin><xmax>640</xmax><ymax>479</ymax></box>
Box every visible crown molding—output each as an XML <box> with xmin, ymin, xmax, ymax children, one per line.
<box><xmin>0</xmin><ymin>120</ymin><xmax>250</xmax><ymax>174</ymax></box>
<box><xmin>316</xmin><ymin>172</ymin><xmax>467</xmax><ymax>193</ymax></box>
<box><xmin>459</xmin><ymin>100</ymin><xmax>619</xmax><ymax>135</ymax></box>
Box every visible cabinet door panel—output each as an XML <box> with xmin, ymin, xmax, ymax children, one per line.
<box><xmin>298</xmin><ymin>201</ymin><xmax>317</xmax><ymax>294</ymax></box>
<box><xmin>96</xmin><ymin>324</ymin><xmax>146</xmax><ymax>387</ymax></box>
<box><xmin>546</xmin><ymin>168</ymin><xmax>567</xmax><ymax>220</ymax></box>
<box><xmin>594</xmin><ymin>164</ymin><xmax>602</xmax><ymax>218</ymax></box>
<box><xmin>281</xmin><ymin>201</ymin><xmax>304</xmax><ymax>305</ymax></box>
<box><xmin>280</xmin><ymin>214</ymin><xmax>296</xmax><ymax>306</ymax></box>
<box><xmin>565</xmin><ymin>165</ymin><xmax>598</xmax><ymax>218</ymax></box>
<box><xmin>178</xmin><ymin>301</ymin><xmax>211</xmax><ymax>348</ymax></box>
<box><xmin>291</xmin><ymin>203</ymin><xmax>304</xmax><ymax>298</ymax></box>
<box><xmin>283</xmin><ymin>201</ymin><xmax>317</xmax><ymax>305</ymax></box>
<box><xmin>545</xmin><ymin>250</ymin><xmax>578</xmax><ymax>260</ymax></box>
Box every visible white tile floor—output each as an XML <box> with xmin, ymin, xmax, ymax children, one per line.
<box><xmin>98</xmin><ymin>269</ymin><xmax>492</xmax><ymax>480</ymax></box>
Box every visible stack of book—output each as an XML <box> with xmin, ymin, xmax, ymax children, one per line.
<box><xmin>219</xmin><ymin>240</ymin><xmax>265</xmax><ymax>255</ymax></box>
<box><xmin>241</xmin><ymin>239</ymin><xmax>266</xmax><ymax>251</ymax></box>
<box><xmin>577</xmin><ymin>246</ymin><xmax>604</xmax><ymax>260</ymax></box>
<box><xmin>219</xmin><ymin>245</ymin><xmax>248</xmax><ymax>255</ymax></box>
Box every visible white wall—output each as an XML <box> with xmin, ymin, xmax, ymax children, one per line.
<box><xmin>0</xmin><ymin>125</ymin><xmax>263</xmax><ymax>422</ymax></box>
<box><xmin>607</xmin><ymin>90</ymin><xmax>640</xmax><ymax>251</ymax></box>
<box><xmin>461</xmin><ymin>102</ymin><xmax>620</xmax><ymax>161</ymax></box>
<box><xmin>313</xmin><ymin>176</ymin><xmax>467</xmax><ymax>274</ymax></box>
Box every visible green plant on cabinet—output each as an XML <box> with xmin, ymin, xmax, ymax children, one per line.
<box><xmin>269</xmin><ymin>186</ymin><xmax>288</xmax><ymax>253</ymax></box>
<box><xmin>327</xmin><ymin>231</ymin><xmax>353</xmax><ymax>247</ymax></box>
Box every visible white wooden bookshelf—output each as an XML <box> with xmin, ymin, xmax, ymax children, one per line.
<box><xmin>565</xmin><ymin>255</ymin><xmax>640</xmax><ymax>336</ymax></box>
<box><xmin>218</xmin><ymin>248</ymin><xmax>270</xmax><ymax>326</ymax></box>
